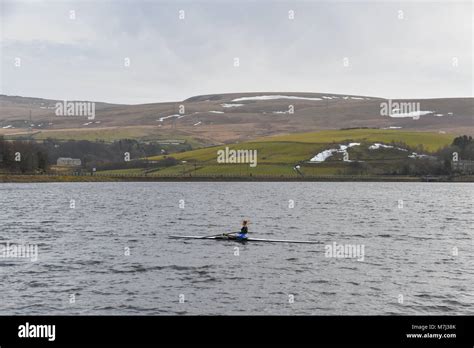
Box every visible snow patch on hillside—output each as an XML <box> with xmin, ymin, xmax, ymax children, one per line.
<box><xmin>368</xmin><ymin>143</ymin><xmax>434</xmax><ymax>159</ymax></box>
<box><xmin>158</xmin><ymin>114</ymin><xmax>182</xmax><ymax>122</ymax></box>
<box><xmin>221</xmin><ymin>103</ymin><xmax>244</xmax><ymax>108</ymax></box>
<box><xmin>232</xmin><ymin>95</ymin><xmax>323</xmax><ymax>102</ymax></box>
<box><xmin>369</xmin><ymin>143</ymin><xmax>408</xmax><ymax>151</ymax></box>
<box><xmin>310</xmin><ymin>143</ymin><xmax>360</xmax><ymax>162</ymax></box>
<box><xmin>389</xmin><ymin>110</ymin><xmax>433</xmax><ymax>118</ymax></box>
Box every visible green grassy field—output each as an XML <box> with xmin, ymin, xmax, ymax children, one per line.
<box><xmin>255</xmin><ymin>129</ymin><xmax>453</xmax><ymax>152</ymax></box>
<box><xmin>32</xmin><ymin>128</ymin><xmax>153</xmax><ymax>141</ymax></box>
<box><xmin>96</xmin><ymin>129</ymin><xmax>454</xmax><ymax>177</ymax></box>
<box><xmin>148</xmin><ymin>141</ymin><xmax>326</xmax><ymax>163</ymax></box>
<box><xmin>157</xmin><ymin>163</ymin><xmax>299</xmax><ymax>176</ymax></box>
<box><xmin>14</xmin><ymin>127</ymin><xmax>209</xmax><ymax>148</ymax></box>
<box><xmin>96</xmin><ymin>168</ymin><xmax>146</xmax><ymax>175</ymax></box>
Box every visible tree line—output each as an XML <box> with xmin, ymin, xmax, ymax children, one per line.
<box><xmin>0</xmin><ymin>137</ymin><xmax>188</xmax><ymax>173</ymax></box>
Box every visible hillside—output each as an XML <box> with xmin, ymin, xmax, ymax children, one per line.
<box><xmin>1</xmin><ymin>93</ymin><xmax>472</xmax><ymax>147</ymax></box>
<box><xmin>97</xmin><ymin>129</ymin><xmax>455</xmax><ymax>177</ymax></box>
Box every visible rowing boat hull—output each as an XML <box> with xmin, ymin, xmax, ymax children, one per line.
<box><xmin>169</xmin><ymin>235</ymin><xmax>319</xmax><ymax>244</ymax></box>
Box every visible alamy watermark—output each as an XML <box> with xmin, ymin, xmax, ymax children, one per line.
<box><xmin>55</xmin><ymin>100</ymin><xmax>95</xmax><ymax>120</ymax></box>
<box><xmin>18</xmin><ymin>322</ymin><xmax>55</xmax><ymax>341</ymax></box>
<box><xmin>325</xmin><ymin>242</ymin><xmax>365</xmax><ymax>261</ymax></box>
<box><xmin>0</xmin><ymin>241</ymin><xmax>38</xmax><ymax>262</ymax></box>
<box><xmin>217</xmin><ymin>147</ymin><xmax>257</xmax><ymax>167</ymax></box>
<box><xmin>380</xmin><ymin>99</ymin><xmax>422</xmax><ymax>120</ymax></box>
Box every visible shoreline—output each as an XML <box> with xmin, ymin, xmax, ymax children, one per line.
<box><xmin>1</xmin><ymin>174</ymin><xmax>473</xmax><ymax>183</ymax></box>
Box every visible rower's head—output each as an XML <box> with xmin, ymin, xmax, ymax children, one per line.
<box><xmin>242</xmin><ymin>220</ymin><xmax>248</xmax><ymax>226</ymax></box>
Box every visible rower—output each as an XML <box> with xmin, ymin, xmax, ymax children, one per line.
<box><xmin>236</xmin><ymin>220</ymin><xmax>248</xmax><ymax>240</ymax></box>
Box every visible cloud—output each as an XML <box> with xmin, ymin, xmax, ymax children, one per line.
<box><xmin>0</xmin><ymin>0</ymin><xmax>472</xmax><ymax>103</ymax></box>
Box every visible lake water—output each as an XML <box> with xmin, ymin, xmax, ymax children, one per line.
<box><xmin>0</xmin><ymin>182</ymin><xmax>472</xmax><ymax>315</ymax></box>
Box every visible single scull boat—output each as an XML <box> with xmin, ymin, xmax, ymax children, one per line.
<box><xmin>169</xmin><ymin>234</ymin><xmax>319</xmax><ymax>244</ymax></box>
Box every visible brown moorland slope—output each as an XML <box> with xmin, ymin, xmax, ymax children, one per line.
<box><xmin>1</xmin><ymin>93</ymin><xmax>472</xmax><ymax>144</ymax></box>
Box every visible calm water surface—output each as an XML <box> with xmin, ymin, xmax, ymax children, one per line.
<box><xmin>0</xmin><ymin>182</ymin><xmax>472</xmax><ymax>315</ymax></box>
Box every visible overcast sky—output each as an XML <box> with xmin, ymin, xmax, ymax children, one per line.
<box><xmin>1</xmin><ymin>0</ymin><xmax>472</xmax><ymax>104</ymax></box>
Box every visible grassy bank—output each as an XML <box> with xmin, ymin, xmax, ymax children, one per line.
<box><xmin>1</xmin><ymin>173</ymin><xmax>473</xmax><ymax>183</ymax></box>
<box><xmin>0</xmin><ymin>174</ymin><xmax>120</xmax><ymax>183</ymax></box>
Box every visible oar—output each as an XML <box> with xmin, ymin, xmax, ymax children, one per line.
<box><xmin>199</xmin><ymin>231</ymin><xmax>239</xmax><ymax>239</ymax></box>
